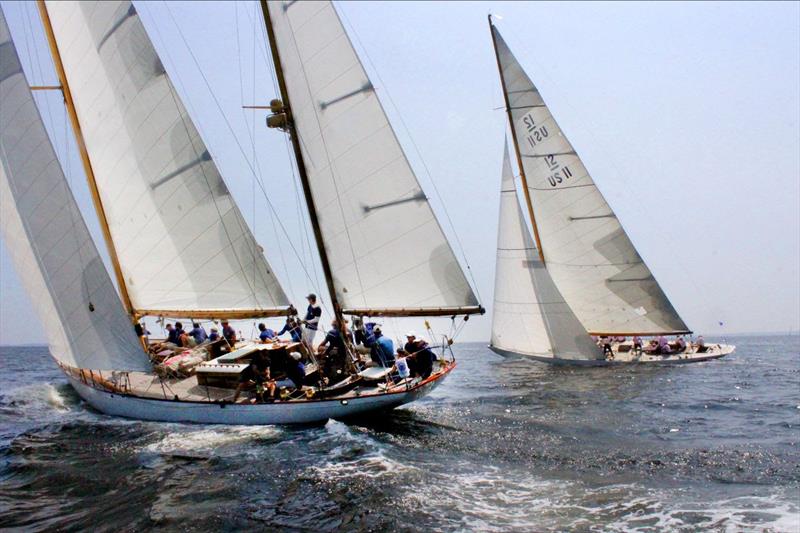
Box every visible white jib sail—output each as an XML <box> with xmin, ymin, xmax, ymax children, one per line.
<box><xmin>492</xmin><ymin>25</ymin><xmax>689</xmax><ymax>335</ymax></box>
<box><xmin>0</xmin><ymin>7</ymin><xmax>150</xmax><ymax>371</ymax></box>
<box><xmin>43</xmin><ymin>1</ymin><xmax>289</xmax><ymax>315</ymax></box>
<box><xmin>266</xmin><ymin>1</ymin><xmax>478</xmax><ymax>313</ymax></box>
<box><xmin>491</xmin><ymin>141</ymin><xmax>599</xmax><ymax>360</ymax></box>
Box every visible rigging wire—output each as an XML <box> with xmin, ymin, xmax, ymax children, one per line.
<box><xmin>236</xmin><ymin>1</ymin><xmax>296</xmax><ymax>303</ymax></box>
<box><xmin>337</xmin><ymin>3</ymin><xmax>484</xmax><ymax>305</ymax></box>
<box><xmin>234</xmin><ymin>2</ymin><xmax>256</xmax><ymax>307</ymax></box>
<box><xmin>248</xmin><ymin>0</ymin><xmax>326</xmax><ymax>314</ymax></box>
<box><xmin>155</xmin><ymin>2</ymin><xmax>331</xmax><ymax>316</ymax></box>
<box><xmin>243</xmin><ymin>2</ymin><xmax>330</xmax><ymax>315</ymax></box>
<box><xmin>281</xmin><ymin>10</ymin><xmax>368</xmax><ymax>308</ymax></box>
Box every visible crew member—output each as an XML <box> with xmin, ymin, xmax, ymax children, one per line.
<box><xmin>233</xmin><ymin>351</ymin><xmax>274</xmax><ymax>403</ymax></box>
<box><xmin>318</xmin><ymin>319</ymin><xmax>347</xmax><ymax>383</ymax></box>
<box><xmin>189</xmin><ymin>322</ymin><xmax>207</xmax><ymax>344</ymax></box>
<box><xmin>302</xmin><ymin>293</ymin><xmax>322</xmax><ymax>349</ymax></box>
<box><xmin>404</xmin><ymin>331</ymin><xmax>436</xmax><ymax>379</ymax></box>
<box><xmin>370</xmin><ymin>326</ymin><xmax>395</xmax><ymax>368</ymax></box>
<box><xmin>222</xmin><ymin>320</ymin><xmax>237</xmax><ymax>346</ymax></box>
<box><xmin>165</xmin><ymin>323</ymin><xmax>178</xmax><ymax>345</ymax></box>
<box><xmin>632</xmin><ymin>335</ymin><xmax>643</xmax><ymax>355</ymax></box>
<box><xmin>258</xmin><ymin>322</ymin><xmax>276</xmax><ymax>343</ymax></box>
<box><xmin>276</xmin><ymin>316</ymin><xmax>302</xmax><ymax>343</ymax></box>
<box><xmin>695</xmin><ymin>335</ymin><xmax>707</xmax><ymax>353</ymax></box>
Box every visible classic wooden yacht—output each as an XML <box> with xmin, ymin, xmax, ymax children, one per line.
<box><xmin>0</xmin><ymin>1</ymin><xmax>482</xmax><ymax>424</ymax></box>
<box><xmin>487</xmin><ymin>17</ymin><xmax>734</xmax><ymax>366</ymax></box>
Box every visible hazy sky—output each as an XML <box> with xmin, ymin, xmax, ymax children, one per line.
<box><xmin>1</xmin><ymin>1</ymin><xmax>798</xmax><ymax>345</ymax></box>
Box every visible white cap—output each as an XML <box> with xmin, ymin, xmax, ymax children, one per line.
<box><xmin>405</xmin><ymin>331</ymin><xmax>417</xmax><ymax>338</ymax></box>
<box><xmin>290</xmin><ymin>352</ymin><xmax>302</xmax><ymax>361</ymax></box>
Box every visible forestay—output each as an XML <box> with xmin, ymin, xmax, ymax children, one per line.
<box><xmin>266</xmin><ymin>1</ymin><xmax>478</xmax><ymax>314</ymax></box>
<box><xmin>43</xmin><ymin>1</ymin><xmax>289</xmax><ymax>316</ymax></box>
<box><xmin>492</xmin><ymin>25</ymin><xmax>688</xmax><ymax>335</ymax></box>
<box><xmin>491</xmin><ymin>141</ymin><xmax>598</xmax><ymax>359</ymax></box>
<box><xmin>0</xmin><ymin>7</ymin><xmax>150</xmax><ymax>371</ymax></box>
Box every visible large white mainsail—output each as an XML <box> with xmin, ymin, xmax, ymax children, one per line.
<box><xmin>490</xmin><ymin>141</ymin><xmax>599</xmax><ymax>360</ymax></box>
<box><xmin>42</xmin><ymin>0</ymin><xmax>289</xmax><ymax>317</ymax></box>
<box><xmin>491</xmin><ymin>23</ymin><xmax>689</xmax><ymax>335</ymax></box>
<box><xmin>0</xmin><ymin>7</ymin><xmax>149</xmax><ymax>371</ymax></box>
<box><xmin>264</xmin><ymin>1</ymin><xmax>479</xmax><ymax>316</ymax></box>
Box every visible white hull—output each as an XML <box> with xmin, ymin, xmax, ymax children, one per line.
<box><xmin>489</xmin><ymin>344</ymin><xmax>735</xmax><ymax>367</ymax></box>
<box><xmin>63</xmin><ymin>366</ymin><xmax>453</xmax><ymax>425</ymax></box>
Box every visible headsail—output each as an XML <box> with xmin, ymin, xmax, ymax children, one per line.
<box><xmin>264</xmin><ymin>1</ymin><xmax>480</xmax><ymax>316</ymax></box>
<box><xmin>0</xmin><ymin>7</ymin><xmax>150</xmax><ymax>371</ymax></box>
<box><xmin>490</xmin><ymin>141</ymin><xmax>599</xmax><ymax>359</ymax></box>
<box><xmin>491</xmin><ymin>23</ymin><xmax>689</xmax><ymax>335</ymax></box>
<box><xmin>41</xmin><ymin>0</ymin><xmax>290</xmax><ymax>318</ymax></box>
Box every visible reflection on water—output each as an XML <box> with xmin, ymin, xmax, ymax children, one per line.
<box><xmin>1</xmin><ymin>336</ymin><xmax>798</xmax><ymax>531</ymax></box>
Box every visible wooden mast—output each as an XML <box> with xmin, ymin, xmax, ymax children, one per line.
<box><xmin>258</xmin><ymin>0</ymin><xmax>345</xmax><ymax>330</ymax></box>
<box><xmin>489</xmin><ymin>16</ymin><xmax>546</xmax><ymax>264</ymax></box>
<box><xmin>37</xmin><ymin>0</ymin><xmax>135</xmax><ymax>317</ymax></box>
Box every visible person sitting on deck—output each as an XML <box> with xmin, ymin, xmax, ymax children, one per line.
<box><xmin>632</xmin><ymin>335</ymin><xmax>643</xmax><ymax>355</ymax></box>
<box><xmin>675</xmin><ymin>336</ymin><xmax>687</xmax><ymax>353</ymax></box>
<box><xmin>178</xmin><ymin>328</ymin><xmax>192</xmax><ymax>348</ymax></box>
<box><xmin>287</xmin><ymin>351</ymin><xmax>306</xmax><ymax>389</ymax></box>
<box><xmin>318</xmin><ymin>319</ymin><xmax>348</xmax><ymax>384</ymax></box>
<box><xmin>404</xmin><ymin>332</ymin><xmax>436</xmax><ymax>379</ymax></box>
<box><xmin>174</xmin><ymin>321</ymin><xmax>185</xmax><ymax>341</ymax></box>
<box><xmin>188</xmin><ymin>322</ymin><xmax>207</xmax><ymax>345</ymax></box>
<box><xmin>695</xmin><ymin>335</ymin><xmax>707</xmax><ymax>353</ymax></box>
<box><xmin>208</xmin><ymin>327</ymin><xmax>220</xmax><ymax>342</ymax></box>
<box><xmin>222</xmin><ymin>320</ymin><xmax>237</xmax><ymax>346</ymax></box>
<box><xmin>233</xmin><ymin>351</ymin><xmax>275</xmax><ymax>403</ymax></box>
<box><xmin>369</xmin><ymin>326</ymin><xmax>395</xmax><ymax>368</ymax></box>
<box><xmin>599</xmin><ymin>336</ymin><xmax>614</xmax><ymax>358</ymax></box>
<box><xmin>165</xmin><ymin>323</ymin><xmax>178</xmax><ymax>345</ymax></box>
<box><xmin>276</xmin><ymin>316</ymin><xmax>302</xmax><ymax>343</ymax></box>
<box><xmin>134</xmin><ymin>322</ymin><xmax>149</xmax><ymax>351</ymax></box>
<box><xmin>657</xmin><ymin>335</ymin><xmax>672</xmax><ymax>356</ymax></box>
<box><xmin>258</xmin><ymin>323</ymin><xmax>276</xmax><ymax>343</ymax></box>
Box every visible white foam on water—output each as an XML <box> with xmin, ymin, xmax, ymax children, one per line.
<box><xmin>406</xmin><ymin>466</ymin><xmax>800</xmax><ymax>532</ymax></box>
<box><xmin>142</xmin><ymin>425</ymin><xmax>282</xmax><ymax>457</ymax></box>
<box><xmin>0</xmin><ymin>382</ymin><xmax>74</xmax><ymax>416</ymax></box>
<box><xmin>305</xmin><ymin>420</ymin><xmax>417</xmax><ymax>480</ymax></box>
<box><xmin>594</xmin><ymin>491</ymin><xmax>800</xmax><ymax>532</ymax></box>
<box><xmin>405</xmin><ymin>463</ymin><xmax>566</xmax><ymax>531</ymax></box>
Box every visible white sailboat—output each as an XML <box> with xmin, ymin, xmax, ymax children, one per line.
<box><xmin>488</xmin><ymin>17</ymin><xmax>734</xmax><ymax>365</ymax></box>
<box><xmin>0</xmin><ymin>1</ymin><xmax>482</xmax><ymax>425</ymax></box>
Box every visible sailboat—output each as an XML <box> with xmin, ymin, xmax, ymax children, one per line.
<box><xmin>0</xmin><ymin>1</ymin><xmax>482</xmax><ymax>425</ymax></box>
<box><xmin>487</xmin><ymin>17</ymin><xmax>734</xmax><ymax>365</ymax></box>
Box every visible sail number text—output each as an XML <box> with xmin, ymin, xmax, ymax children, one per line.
<box><xmin>522</xmin><ymin>115</ymin><xmax>549</xmax><ymax>148</ymax></box>
<box><xmin>543</xmin><ymin>154</ymin><xmax>573</xmax><ymax>188</ymax></box>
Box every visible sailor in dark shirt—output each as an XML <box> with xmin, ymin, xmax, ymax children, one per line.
<box><xmin>318</xmin><ymin>320</ymin><xmax>348</xmax><ymax>384</ymax></box>
<box><xmin>404</xmin><ymin>331</ymin><xmax>435</xmax><ymax>379</ymax></box>
<box><xmin>258</xmin><ymin>322</ymin><xmax>276</xmax><ymax>343</ymax></box>
<box><xmin>301</xmin><ymin>294</ymin><xmax>322</xmax><ymax>348</ymax></box>
<box><xmin>233</xmin><ymin>352</ymin><xmax>274</xmax><ymax>402</ymax></box>
<box><xmin>286</xmin><ymin>352</ymin><xmax>306</xmax><ymax>389</ymax></box>
<box><xmin>221</xmin><ymin>320</ymin><xmax>237</xmax><ymax>346</ymax></box>
<box><xmin>189</xmin><ymin>322</ymin><xmax>207</xmax><ymax>344</ymax></box>
<box><xmin>166</xmin><ymin>323</ymin><xmax>179</xmax><ymax>345</ymax></box>
<box><xmin>276</xmin><ymin>316</ymin><xmax>302</xmax><ymax>343</ymax></box>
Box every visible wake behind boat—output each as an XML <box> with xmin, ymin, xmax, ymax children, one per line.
<box><xmin>487</xmin><ymin>17</ymin><xmax>734</xmax><ymax>366</ymax></box>
<box><xmin>0</xmin><ymin>1</ymin><xmax>482</xmax><ymax>425</ymax></box>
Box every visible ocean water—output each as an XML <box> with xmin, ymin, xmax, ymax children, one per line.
<box><xmin>0</xmin><ymin>336</ymin><xmax>798</xmax><ymax>532</ymax></box>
